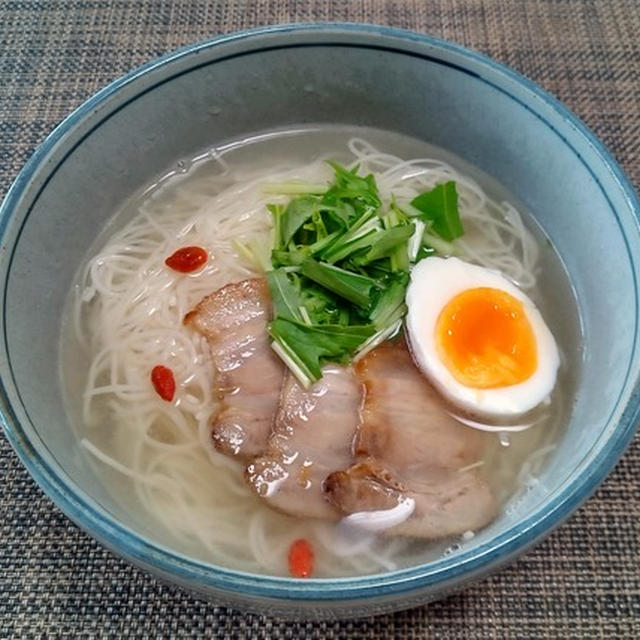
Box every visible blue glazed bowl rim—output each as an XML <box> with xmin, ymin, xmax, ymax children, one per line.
<box><xmin>1</xmin><ymin>22</ymin><xmax>640</xmax><ymax>602</ymax></box>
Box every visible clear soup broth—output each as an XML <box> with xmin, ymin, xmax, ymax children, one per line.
<box><xmin>60</xmin><ymin>126</ymin><xmax>580</xmax><ymax>577</ymax></box>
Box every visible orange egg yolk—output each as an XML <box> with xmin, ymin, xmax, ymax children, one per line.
<box><xmin>435</xmin><ymin>287</ymin><xmax>537</xmax><ymax>389</ymax></box>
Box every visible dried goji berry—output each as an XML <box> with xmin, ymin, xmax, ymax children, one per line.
<box><xmin>165</xmin><ymin>246</ymin><xmax>208</xmax><ymax>273</ymax></box>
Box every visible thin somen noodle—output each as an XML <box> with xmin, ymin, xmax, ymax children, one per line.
<box><xmin>67</xmin><ymin>134</ymin><xmax>561</xmax><ymax>576</ymax></box>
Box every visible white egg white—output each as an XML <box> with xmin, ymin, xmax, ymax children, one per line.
<box><xmin>405</xmin><ymin>257</ymin><xmax>559</xmax><ymax>418</ymax></box>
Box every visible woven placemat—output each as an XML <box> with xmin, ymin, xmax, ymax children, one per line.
<box><xmin>1</xmin><ymin>1</ymin><xmax>639</xmax><ymax>637</ymax></box>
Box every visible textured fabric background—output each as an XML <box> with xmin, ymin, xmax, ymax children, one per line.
<box><xmin>1</xmin><ymin>1</ymin><xmax>639</xmax><ymax>638</ymax></box>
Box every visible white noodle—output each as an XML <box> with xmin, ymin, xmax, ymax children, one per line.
<box><xmin>72</xmin><ymin>138</ymin><xmax>540</xmax><ymax>576</ymax></box>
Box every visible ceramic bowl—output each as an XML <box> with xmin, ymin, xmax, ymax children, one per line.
<box><xmin>1</xmin><ymin>24</ymin><xmax>639</xmax><ymax>618</ymax></box>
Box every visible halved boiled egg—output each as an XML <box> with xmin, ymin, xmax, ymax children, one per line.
<box><xmin>406</xmin><ymin>257</ymin><xmax>559</xmax><ymax>417</ymax></box>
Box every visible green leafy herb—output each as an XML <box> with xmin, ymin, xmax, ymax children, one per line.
<box><xmin>260</xmin><ymin>162</ymin><xmax>465</xmax><ymax>385</ymax></box>
<box><xmin>354</xmin><ymin>225</ymin><xmax>415</xmax><ymax>266</ymax></box>
<box><xmin>267</xmin><ymin>269</ymin><xmax>305</xmax><ymax>323</ymax></box>
<box><xmin>261</xmin><ymin>181</ymin><xmax>327</xmax><ymax>195</ymax></box>
<box><xmin>300</xmin><ymin>258</ymin><xmax>377</xmax><ymax>309</ymax></box>
<box><xmin>415</xmin><ymin>244</ymin><xmax>436</xmax><ymax>261</ymax></box>
<box><xmin>268</xmin><ymin>204</ymin><xmax>285</xmax><ymax>251</ymax></box>
<box><xmin>269</xmin><ymin>318</ymin><xmax>375</xmax><ymax>385</ymax></box>
<box><xmin>421</xmin><ymin>229</ymin><xmax>459</xmax><ymax>256</ymax></box>
<box><xmin>320</xmin><ymin>208</ymin><xmax>381</xmax><ymax>263</ymax></box>
<box><xmin>280</xmin><ymin>196</ymin><xmax>322</xmax><ymax>246</ymax></box>
<box><xmin>324</xmin><ymin>162</ymin><xmax>381</xmax><ymax>213</ymax></box>
<box><xmin>369</xmin><ymin>273</ymin><xmax>409</xmax><ymax>329</ymax></box>
<box><xmin>410</xmin><ymin>181</ymin><xmax>463</xmax><ymax>241</ymax></box>
<box><xmin>232</xmin><ymin>239</ymin><xmax>271</xmax><ymax>272</ymax></box>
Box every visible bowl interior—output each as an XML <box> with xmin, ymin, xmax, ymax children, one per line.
<box><xmin>1</xmin><ymin>26</ymin><xmax>639</xmax><ymax>610</ymax></box>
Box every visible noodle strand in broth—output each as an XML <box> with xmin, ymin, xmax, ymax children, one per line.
<box><xmin>67</xmin><ymin>134</ymin><xmax>559</xmax><ymax>576</ymax></box>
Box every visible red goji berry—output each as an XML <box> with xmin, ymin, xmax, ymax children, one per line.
<box><xmin>165</xmin><ymin>246</ymin><xmax>208</xmax><ymax>273</ymax></box>
<box><xmin>151</xmin><ymin>365</ymin><xmax>176</xmax><ymax>402</ymax></box>
<box><xmin>288</xmin><ymin>539</ymin><xmax>314</xmax><ymax>578</ymax></box>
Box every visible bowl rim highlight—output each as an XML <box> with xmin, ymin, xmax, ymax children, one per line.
<box><xmin>1</xmin><ymin>23</ymin><xmax>639</xmax><ymax>604</ymax></box>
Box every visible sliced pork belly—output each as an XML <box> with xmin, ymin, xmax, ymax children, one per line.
<box><xmin>246</xmin><ymin>366</ymin><xmax>360</xmax><ymax>520</ymax></box>
<box><xmin>323</xmin><ymin>459</ymin><xmax>406</xmax><ymax>514</ymax></box>
<box><xmin>325</xmin><ymin>459</ymin><xmax>496</xmax><ymax>539</ymax></box>
<box><xmin>355</xmin><ymin>340</ymin><xmax>482</xmax><ymax>472</ymax></box>
<box><xmin>184</xmin><ymin>278</ymin><xmax>284</xmax><ymax>460</ymax></box>
<box><xmin>325</xmin><ymin>340</ymin><xmax>497</xmax><ymax>538</ymax></box>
